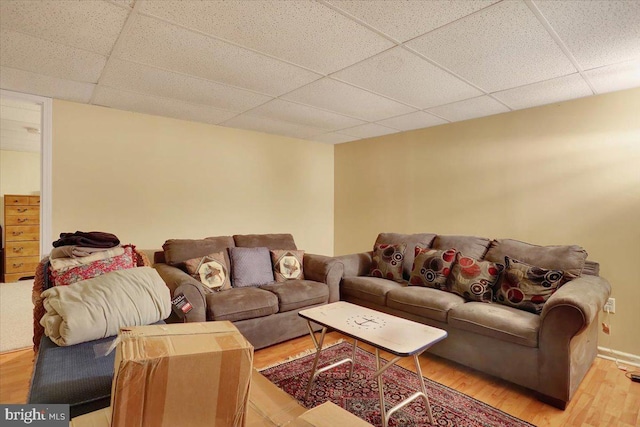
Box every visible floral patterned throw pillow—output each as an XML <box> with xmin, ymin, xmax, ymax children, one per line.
<box><xmin>370</xmin><ymin>243</ymin><xmax>406</xmax><ymax>282</ymax></box>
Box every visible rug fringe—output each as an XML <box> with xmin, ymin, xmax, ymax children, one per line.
<box><xmin>259</xmin><ymin>339</ymin><xmax>345</xmax><ymax>371</ymax></box>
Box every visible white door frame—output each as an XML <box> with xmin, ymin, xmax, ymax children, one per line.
<box><xmin>1</xmin><ymin>89</ymin><xmax>53</xmax><ymax>256</ymax></box>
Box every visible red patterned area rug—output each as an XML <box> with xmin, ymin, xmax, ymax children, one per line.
<box><xmin>260</xmin><ymin>342</ymin><xmax>535</xmax><ymax>427</ymax></box>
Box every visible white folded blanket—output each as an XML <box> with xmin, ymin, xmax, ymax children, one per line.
<box><xmin>40</xmin><ymin>267</ymin><xmax>171</xmax><ymax>346</ymax></box>
<box><xmin>50</xmin><ymin>247</ymin><xmax>125</xmax><ymax>272</ymax></box>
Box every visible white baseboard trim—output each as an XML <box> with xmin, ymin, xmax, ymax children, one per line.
<box><xmin>597</xmin><ymin>346</ymin><xmax>640</xmax><ymax>368</ymax></box>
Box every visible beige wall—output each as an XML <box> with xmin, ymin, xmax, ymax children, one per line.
<box><xmin>0</xmin><ymin>149</ymin><xmax>40</xmax><ymax>229</ymax></box>
<box><xmin>335</xmin><ymin>88</ymin><xmax>640</xmax><ymax>357</ymax></box>
<box><xmin>52</xmin><ymin>100</ymin><xmax>334</xmax><ymax>255</ymax></box>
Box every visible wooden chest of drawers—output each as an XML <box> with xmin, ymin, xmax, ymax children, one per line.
<box><xmin>3</xmin><ymin>194</ymin><xmax>40</xmax><ymax>282</ymax></box>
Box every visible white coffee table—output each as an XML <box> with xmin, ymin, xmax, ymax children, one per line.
<box><xmin>299</xmin><ymin>301</ymin><xmax>447</xmax><ymax>427</ymax></box>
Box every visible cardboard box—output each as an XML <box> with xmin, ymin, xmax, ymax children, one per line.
<box><xmin>246</xmin><ymin>370</ymin><xmax>306</xmax><ymax>427</ymax></box>
<box><xmin>287</xmin><ymin>402</ymin><xmax>373</xmax><ymax>427</ymax></box>
<box><xmin>110</xmin><ymin>322</ymin><xmax>253</xmax><ymax>427</ymax></box>
<box><xmin>69</xmin><ymin>408</ymin><xmax>111</xmax><ymax>427</ymax></box>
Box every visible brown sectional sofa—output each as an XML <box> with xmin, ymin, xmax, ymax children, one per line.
<box><xmin>154</xmin><ymin>233</ymin><xmax>343</xmax><ymax>349</ymax></box>
<box><xmin>336</xmin><ymin>233</ymin><xmax>611</xmax><ymax>409</ymax></box>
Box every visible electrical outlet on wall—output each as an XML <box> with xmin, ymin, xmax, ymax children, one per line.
<box><xmin>603</xmin><ymin>298</ymin><xmax>615</xmax><ymax>314</ymax></box>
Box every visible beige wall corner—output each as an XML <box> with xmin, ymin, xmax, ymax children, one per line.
<box><xmin>334</xmin><ymin>87</ymin><xmax>640</xmax><ymax>357</ymax></box>
<box><xmin>52</xmin><ymin>100</ymin><xmax>334</xmax><ymax>256</ymax></box>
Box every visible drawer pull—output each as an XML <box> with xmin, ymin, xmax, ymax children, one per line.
<box><xmin>17</xmin><ymin>218</ymin><xmax>28</xmax><ymax>223</ymax></box>
<box><xmin>12</xmin><ymin>199</ymin><xmax>20</xmax><ymax>203</ymax></box>
<box><xmin>12</xmin><ymin>247</ymin><xmax>24</xmax><ymax>253</ymax></box>
<box><xmin>12</xmin><ymin>263</ymin><xmax>23</xmax><ymax>268</ymax></box>
<box><xmin>17</xmin><ymin>208</ymin><xmax>27</xmax><ymax>213</ymax></box>
<box><xmin>12</xmin><ymin>231</ymin><xmax>24</xmax><ymax>236</ymax></box>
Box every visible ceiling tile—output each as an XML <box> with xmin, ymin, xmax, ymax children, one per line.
<box><xmin>339</xmin><ymin>123</ymin><xmax>399</xmax><ymax>139</ymax></box>
<box><xmin>282</xmin><ymin>78</ymin><xmax>416</xmax><ymax>121</ymax></box>
<box><xmin>92</xmin><ymin>86</ymin><xmax>238</xmax><ymax>125</ymax></box>
<box><xmin>493</xmin><ymin>73</ymin><xmax>593</xmax><ymax>110</ymax></box>
<box><xmin>426</xmin><ymin>95</ymin><xmax>510</xmax><ymax>122</ymax></box>
<box><xmin>0</xmin><ymin>29</ymin><xmax>106</xmax><ymax>83</ymax></box>
<box><xmin>101</xmin><ymin>59</ymin><xmax>272</xmax><ymax>113</ymax></box>
<box><xmin>311</xmin><ymin>132</ymin><xmax>359</xmax><ymax>144</ymax></box>
<box><xmin>220</xmin><ymin>114</ymin><xmax>327</xmax><ymax>140</ymax></box>
<box><xmin>585</xmin><ymin>59</ymin><xmax>640</xmax><ymax>94</ymax></box>
<box><xmin>117</xmin><ymin>15</ymin><xmax>321</xmax><ymax>96</ymax></box>
<box><xmin>0</xmin><ymin>0</ymin><xmax>129</xmax><ymax>56</ymax></box>
<box><xmin>328</xmin><ymin>0</ymin><xmax>499</xmax><ymax>42</ymax></box>
<box><xmin>248</xmin><ymin>99</ymin><xmax>365</xmax><ymax>131</ymax></box>
<box><xmin>536</xmin><ymin>0</ymin><xmax>640</xmax><ymax>70</ymax></box>
<box><xmin>376</xmin><ymin>111</ymin><xmax>448</xmax><ymax>132</ymax></box>
<box><xmin>406</xmin><ymin>0</ymin><xmax>576</xmax><ymax>92</ymax></box>
<box><xmin>0</xmin><ymin>66</ymin><xmax>95</xmax><ymax>103</ymax></box>
<box><xmin>138</xmin><ymin>0</ymin><xmax>394</xmax><ymax>74</ymax></box>
<box><xmin>333</xmin><ymin>46</ymin><xmax>482</xmax><ymax>109</ymax></box>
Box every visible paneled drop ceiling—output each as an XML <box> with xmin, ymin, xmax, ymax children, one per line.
<box><xmin>1</xmin><ymin>0</ymin><xmax>639</xmax><ymax>144</ymax></box>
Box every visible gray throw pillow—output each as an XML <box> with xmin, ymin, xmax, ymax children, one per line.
<box><xmin>229</xmin><ymin>247</ymin><xmax>275</xmax><ymax>287</ymax></box>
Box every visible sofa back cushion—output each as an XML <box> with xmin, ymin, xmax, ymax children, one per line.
<box><xmin>233</xmin><ymin>234</ymin><xmax>297</xmax><ymax>250</ymax></box>
<box><xmin>162</xmin><ymin>236</ymin><xmax>235</xmax><ymax>267</ymax></box>
<box><xmin>375</xmin><ymin>233</ymin><xmax>436</xmax><ymax>279</ymax></box>
<box><xmin>484</xmin><ymin>239</ymin><xmax>587</xmax><ymax>280</ymax></box>
<box><xmin>432</xmin><ymin>235</ymin><xmax>491</xmax><ymax>260</ymax></box>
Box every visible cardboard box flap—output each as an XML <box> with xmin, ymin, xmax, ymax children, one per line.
<box><xmin>287</xmin><ymin>402</ymin><xmax>373</xmax><ymax>426</ymax></box>
<box><xmin>247</xmin><ymin>370</ymin><xmax>306</xmax><ymax>426</ymax></box>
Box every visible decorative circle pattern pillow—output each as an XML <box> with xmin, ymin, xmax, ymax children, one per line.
<box><xmin>409</xmin><ymin>247</ymin><xmax>457</xmax><ymax>290</ymax></box>
<box><xmin>495</xmin><ymin>256</ymin><xmax>564</xmax><ymax>314</ymax></box>
<box><xmin>447</xmin><ymin>253</ymin><xmax>503</xmax><ymax>302</ymax></box>
<box><xmin>271</xmin><ymin>250</ymin><xmax>305</xmax><ymax>282</ymax></box>
<box><xmin>184</xmin><ymin>251</ymin><xmax>231</xmax><ymax>291</ymax></box>
<box><xmin>370</xmin><ymin>243</ymin><xmax>406</xmax><ymax>282</ymax></box>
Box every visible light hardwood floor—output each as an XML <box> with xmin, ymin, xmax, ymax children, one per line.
<box><xmin>1</xmin><ymin>332</ymin><xmax>638</xmax><ymax>426</ymax></box>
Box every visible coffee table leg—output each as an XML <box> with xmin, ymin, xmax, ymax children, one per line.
<box><xmin>375</xmin><ymin>348</ymin><xmax>388</xmax><ymax>427</ymax></box>
<box><xmin>304</xmin><ymin>324</ymin><xmax>327</xmax><ymax>402</ymax></box>
<box><xmin>349</xmin><ymin>339</ymin><xmax>358</xmax><ymax>379</ymax></box>
<box><xmin>414</xmin><ymin>353</ymin><xmax>433</xmax><ymax>424</ymax></box>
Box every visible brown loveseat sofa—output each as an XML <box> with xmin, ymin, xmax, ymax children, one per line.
<box><xmin>336</xmin><ymin>233</ymin><xmax>611</xmax><ymax>409</ymax></box>
<box><xmin>154</xmin><ymin>233</ymin><xmax>343</xmax><ymax>349</ymax></box>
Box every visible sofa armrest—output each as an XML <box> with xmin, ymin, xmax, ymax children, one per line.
<box><xmin>154</xmin><ymin>263</ymin><xmax>207</xmax><ymax>322</ymax></box>
<box><xmin>334</xmin><ymin>252</ymin><xmax>372</xmax><ymax>277</ymax></box>
<box><xmin>540</xmin><ymin>274</ymin><xmax>611</xmax><ymax>332</ymax></box>
<box><xmin>303</xmin><ymin>254</ymin><xmax>344</xmax><ymax>303</ymax></box>
<box><xmin>537</xmin><ymin>274</ymin><xmax>611</xmax><ymax>403</ymax></box>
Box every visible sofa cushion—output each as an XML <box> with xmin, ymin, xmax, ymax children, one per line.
<box><xmin>495</xmin><ymin>257</ymin><xmax>565</xmax><ymax>314</ymax></box>
<box><xmin>233</xmin><ymin>234</ymin><xmax>297</xmax><ymax>250</ymax></box>
<box><xmin>271</xmin><ymin>249</ymin><xmax>305</xmax><ymax>282</ymax></box>
<box><xmin>448</xmin><ymin>302</ymin><xmax>540</xmax><ymax>348</ymax></box>
<box><xmin>408</xmin><ymin>247</ymin><xmax>457</xmax><ymax>290</ymax></box>
<box><xmin>447</xmin><ymin>253</ymin><xmax>503</xmax><ymax>302</ymax></box>
<box><xmin>432</xmin><ymin>235</ymin><xmax>491</xmax><ymax>260</ymax></box>
<box><xmin>484</xmin><ymin>238</ymin><xmax>586</xmax><ymax>280</ymax></box>
<box><xmin>375</xmin><ymin>233</ymin><xmax>436</xmax><ymax>279</ymax></box>
<box><xmin>341</xmin><ymin>277</ymin><xmax>405</xmax><ymax>306</ymax></box>
<box><xmin>162</xmin><ymin>236</ymin><xmax>235</xmax><ymax>266</ymax></box>
<box><xmin>184</xmin><ymin>251</ymin><xmax>231</xmax><ymax>291</ymax></box>
<box><xmin>229</xmin><ymin>247</ymin><xmax>275</xmax><ymax>287</ymax></box>
<box><xmin>387</xmin><ymin>286</ymin><xmax>466</xmax><ymax>323</ymax></box>
<box><xmin>205</xmin><ymin>287</ymin><xmax>278</xmax><ymax>322</ymax></box>
<box><xmin>370</xmin><ymin>243</ymin><xmax>406</xmax><ymax>282</ymax></box>
<box><xmin>260</xmin><ymin>280</ymin><xmax>329</xmax><ymax>312</ymax></box>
